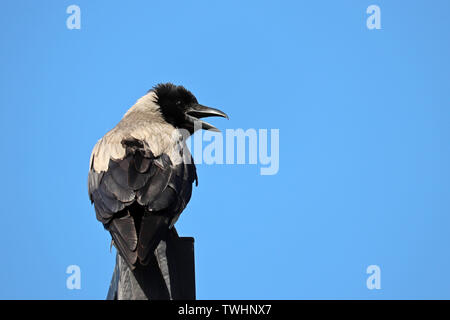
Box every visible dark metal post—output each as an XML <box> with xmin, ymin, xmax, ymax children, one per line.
<box><xmin>106</xmin><ymin>229</ymin><xmax>195</xmax><ymax>300</ymax></box>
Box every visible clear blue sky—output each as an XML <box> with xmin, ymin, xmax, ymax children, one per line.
<box><xmin>0</xmin><ymin>0</ymin><xmax>449</xmax><ymax>299</ymax></box>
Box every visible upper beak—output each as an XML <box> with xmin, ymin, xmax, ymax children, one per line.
<box><xmin>185</xmin><ymin>104</ymin><xmax>229</xmax><ymax>132</ymax></box>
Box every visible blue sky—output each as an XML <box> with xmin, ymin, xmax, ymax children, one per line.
<box><xmin>0</xmin><ymin>0</ymin><xmax>449</xmax><ymax>299</ymax></box>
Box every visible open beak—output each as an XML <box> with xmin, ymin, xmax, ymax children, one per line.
<box><xmin>185</xmin><ymin>104</ymin><xmax>229</xmax><ymax>132</ymax></box>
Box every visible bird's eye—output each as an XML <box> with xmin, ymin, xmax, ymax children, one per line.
<box><xmin>176</xmin><ymin>100</ymin><xmax>182</xmax><ymax>106</ymax></box>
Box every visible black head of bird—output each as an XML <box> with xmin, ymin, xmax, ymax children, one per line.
<box><xmin>152</xmin><ymin>83</ymin><xmax>228</xmax><ymax>134</ymax></box>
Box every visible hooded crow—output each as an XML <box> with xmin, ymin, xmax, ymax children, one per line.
<box><xmin>88</xmin><ymin>83</ymin><xmax>228</xmax><ymax>269</ymax></box>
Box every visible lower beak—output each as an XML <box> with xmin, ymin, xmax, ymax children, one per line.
<box><xmin>185</xmin><ymin>104</ymin><xmax>229</xmax><ymax>132</ymax></box>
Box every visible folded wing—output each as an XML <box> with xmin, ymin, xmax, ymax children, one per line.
<box><xmin>88</xmin><ymin>138</ymin><xmax>197</xmax><ymax>269</ymax></box>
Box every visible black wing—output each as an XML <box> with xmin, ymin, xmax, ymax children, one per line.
<box><xmin>88</xmin><ymin>138</ymin><xmax>197</xmax><ymax>269</ymax></box>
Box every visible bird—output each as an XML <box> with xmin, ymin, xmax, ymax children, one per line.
<box><xmin>88</xmin><ymin>83</ymin><xmax>228</xmax><ymax>270</ymax></box>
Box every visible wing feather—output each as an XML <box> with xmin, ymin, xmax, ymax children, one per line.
<box><xmin>88</xmin><ymin>137</ymin><xmax>196</xmax><ymax>269</ymax></box>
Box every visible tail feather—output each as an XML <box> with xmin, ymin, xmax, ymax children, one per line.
<box><xmin>138</xmin><ymin>214</ymin><xmax>170</xmax><ymax>265</ymax></box>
